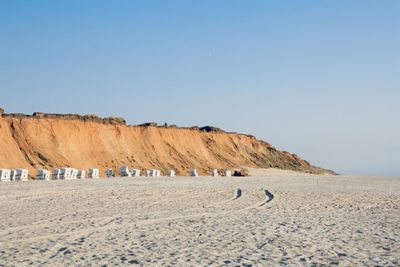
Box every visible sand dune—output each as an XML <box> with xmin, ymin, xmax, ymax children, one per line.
<box><xmin>0</xmin><ymin>170</ymin><xmax>399</xmax><ymax>266</ymax></box>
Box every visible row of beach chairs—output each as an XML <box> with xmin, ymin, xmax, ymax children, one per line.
<box><xmin>0</xmin><ymin>167</ymin><xmax>232</xmax><ymax>182</ymax></box>
<box><xmin>0</xmin><ymin>168</ymin><xmax>29</xmax><ymax>181</ymax></box>
<box><xmin>0</xmin><ymin>167</ymin><xmax>100</xmax><ymax>181</ymax></box>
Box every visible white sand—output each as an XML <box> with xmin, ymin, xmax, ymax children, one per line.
<box><xmin>0</xmin><ymin>169</ymin><xmax>399</xmax><ymax>266</ymax></box>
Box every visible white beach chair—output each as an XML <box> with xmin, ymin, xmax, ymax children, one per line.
<box><xmin>0</xmin><ymin>169</ymin><xmax>11</xmax><ymax>182</ymax></box>
<box><xmin>119</xmin><ymin>166</ymin><xmax>131</xmax><ymax>177</ymax></box>
<box><xmin>77</xmin><ymin>170</ymin><xmax>86</xmax><ymax>179</ymax></box>
<box><xmin>88</xmin><ymin>168</ymin><xmax>100</xmax><ymax>179</ymax></box>
<box><xmin>60</xmin><ymin>168</ymin><xmax>77</xmax><ymax>180</ymax></box>
<box><xmin>10</xmin><ymin>170</ymin><xmax>17</xmax><ymax>181</ymax></box>
<box><xmin>149</xmin><ymin>169</ymin><xmax>161</xmax><ymax>177</ymax></box>
<box><xmin>190</xmin><ymin>169</ymin><xmax>198</xmax><ymax>177</ymax></box>
<box><xmin>212</xmin><ymin>169</ymin><xmax>219</xmax><ymax>177</ymax></box>
<box><xmin>36</xmin><ymin>169</ymin><xmax>51</xmax><ymax>181</ymax></box>
<box><xmin>224</xmin><ymin>170</ymin><xmax>232</xmax><ymax>177</ymax></box>
<box><xmin>106</xmin><ymin>169</ymin><xmax>114</xmax><ymax>178</ymax></box>
<box><xmin>52</xmin><ymin>169</ymin><xmax>61</xmax><ymax>180</ymax></box>
<box><xmin>15</xmin><ymin>168</ymin><xmax>29</xmax><ymax>181</ymax></box>
<box><xmin>129</xmin><ymin>169</ymin><xmax>140</xmax><ymax>177</ymax></box>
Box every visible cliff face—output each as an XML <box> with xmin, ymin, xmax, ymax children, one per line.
<box><xmin>0</xmin><ymin>112</ymin><xmax>333</xmax><ymax>177</ymax></box>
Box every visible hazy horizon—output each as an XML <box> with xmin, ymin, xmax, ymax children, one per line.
<box><xmin>1</xmin><ymin>1</ymin><xmax>399</xmax><ymax>176</ymax></box>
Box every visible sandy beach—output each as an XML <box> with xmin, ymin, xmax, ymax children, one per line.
<box><xmin>0</xmin><ymin>169</ymin><xmax>399</xmax><ymax>266</ymax></box>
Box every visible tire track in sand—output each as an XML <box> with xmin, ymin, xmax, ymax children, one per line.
<box><xmin>244</xmin><ymin>188</ymin><xmax>274</xmax><ymax>210</ymax></box>
<box><xmin>211</xmin><ymin>188</ymin><xmax>243</xmax><ymax>207</ymax></box>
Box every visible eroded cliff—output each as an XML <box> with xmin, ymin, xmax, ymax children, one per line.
<box><xmin>0</xmin><ymin>111</ymin><xmax>333</xmax><ymax>177</ymax></box>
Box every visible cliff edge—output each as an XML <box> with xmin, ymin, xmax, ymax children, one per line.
<box><xmin>0</xmin><ymin>109</ymin><xmax>334</xmax><ymax>177</ymax></box>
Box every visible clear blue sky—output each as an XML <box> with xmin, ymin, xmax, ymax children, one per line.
<box><xmin>1</xmin><ymin>1</ymin><xmax>399</xmax><ymax>176</ymax></box>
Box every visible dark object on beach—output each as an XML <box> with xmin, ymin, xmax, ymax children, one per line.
<box><xmin>233</xmin><ymin>169</ymin><xmax>249</xmax><ymax>177</ymax></box>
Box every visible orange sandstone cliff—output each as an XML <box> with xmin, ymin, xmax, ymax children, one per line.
<box><xmin>0</xmin><ymin>110</ymin><xmax>333</xmax><ymax>177</ymax></box>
